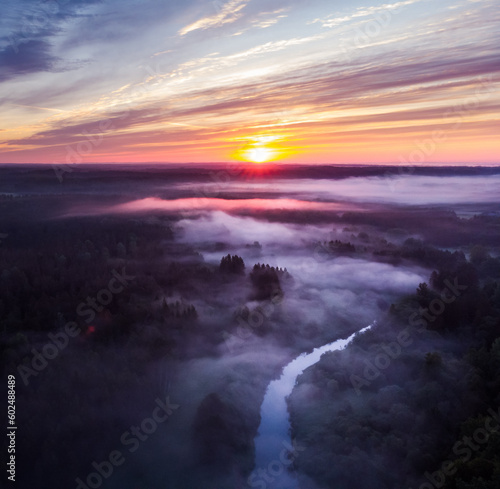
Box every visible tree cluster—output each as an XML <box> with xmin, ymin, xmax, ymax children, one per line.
<box><xmin>325</xmin><ymin>239</ymin><xmax>356</xmax><ymax>253</ymax></box>
<box><xmin>249</xmin><ymin>263</ymin><xmax>289</xmax><ymax>301</ymax></box>
<box><xmin>161</xmin><ymin>299</ymin><xmax>198</xmax><ymax>320</ymax></box>
<box><xmin>219</xmin><ymin>254</ymin><xmax>245</xmax><ymax>275</ymax></box>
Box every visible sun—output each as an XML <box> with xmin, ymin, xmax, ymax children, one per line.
<box><xmin>231</xmin><ymin>134</ymin><xmax>292</xmax><ymax>165</ymax></box>
<box><xmin>246</xmin><ymin>146</ymin><xmax>274</xmax><ymax>163</ymax></box>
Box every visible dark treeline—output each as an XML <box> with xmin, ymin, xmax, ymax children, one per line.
<box><xmin>2</xmin><ymin>165</ymin><xmax>499</xmax><ymax>192</ymax></box>
<box><xmin>338</xmin><ymin>211</ymin><xmax>500</xmax><ymax>248</ymax></box>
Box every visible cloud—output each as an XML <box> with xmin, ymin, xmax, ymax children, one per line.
<box><xmin>6</xmin><ymin>107</ymin><xmax>166</xmax><ymax>146</ymax></box>
<box><xmin>311</xmin><ymin>0</ymin><xmax>423</xmax><ymax>28</ymax></box>
<box><xmin>0</xmin><ymin>0</ymin><xmax>101</xmax><ymax>82</ymax></box>
<box><xmin>0</xmin><ymin>40</ymin><xmax>60</xmax><ymax>81</ymax></box>
<box><xmin>179</xmin><ymin>0</ymin><xmax>249</xmax><ymax>36</ymax></box>
<box><xmin>1</xmin><ymin>0</ymin><xmax>499</xmax><ymax>164</ymax></box>
<box><xmin>5</xmin><ymin>41</ymin><xmax>498</xmax><ymax>160</ymax></box>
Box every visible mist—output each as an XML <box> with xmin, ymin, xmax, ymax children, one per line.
<box><xmin>2</xmin><ymin>165</ymin><xmax>500</xmax><ymax>489</ymax></box>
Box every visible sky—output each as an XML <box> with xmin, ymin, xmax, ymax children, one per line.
<box><xmin>0</xmin><ymin>0</ymin><xmax>499</xmax><ymax>165</ymax></box>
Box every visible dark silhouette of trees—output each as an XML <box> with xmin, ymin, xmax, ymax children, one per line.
<box><xmin>161</xmin><ymin>299</ymin><xmax>198</xmax><ymax>320</ymax></box>
<box><xmin>219</xmin><ymin>254</ymin><xmax>245</xmax><ymax>275</ymax></box>
<box><xmin>245</xmin><ymin>241</ymin><xmax>262</xmax><ymax>250</ymax></box>
<box><xmin>326</xmin><ymin>240</ymin><xmax>356</xmax><ymax>253</ymax></box>
<box><xmin>249</xmin><ymin>263</ymin><xmax>289</xmax><ymax>301</ymax></box>
<box><xmin>192</xmin><ymin>393</ymin><xmax>252</xmax><ymax>469</ymax></box>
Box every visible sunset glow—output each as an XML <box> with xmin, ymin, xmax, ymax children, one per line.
<box><xmin>237</xmin><ymin>134</ymin><xmax>286</xmax><ymax>163</ymax></box>
<box><xmin>247</xmin><ymin>147</ymin><xmax>273</xmax><ymax>164</ymax></box>
<box><xmin>1</xmin><ymin>0</ymin><xmax>499</xmax><ymax>165</ymax></box>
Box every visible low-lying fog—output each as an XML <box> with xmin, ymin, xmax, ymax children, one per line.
<box><xmin>171</xmin><ymin>174</ymin><xmax>500</xmax><ymax>205</ymax></box>
<box><xmin>61</xmin><ymin>172</ymin><xmax>436</xmax><ymax>487</ymax></box>
<box><xmin>4</xmin><ymin>167</ymin><xmax>499</xmax><ymax>489</ymax></box>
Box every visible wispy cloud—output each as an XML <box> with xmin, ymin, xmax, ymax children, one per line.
<box><xmin>179</xmin><ymin>0</ymin><xmax>249</xmax><ymax>36</ymax></box>
<box><xmin>311</xmin><ymin>0</ymin><xmax>424</xmax><ymax>28</ymax></box>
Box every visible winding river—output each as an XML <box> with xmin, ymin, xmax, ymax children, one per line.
<box><xmin>249</xmin><ymin>324</ymin><xmax>373</xmax><ymax>489</ymax></box>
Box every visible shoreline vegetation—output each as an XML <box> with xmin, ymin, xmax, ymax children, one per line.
<box><xmin>288</xmin><ymin>254</ymin><xmax>500</xmax><ymax>489</ymax></box>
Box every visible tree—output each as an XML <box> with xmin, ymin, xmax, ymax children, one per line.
<box><xmin>417</xmin><ymin>282</ymin><xmax>430</xmax><ymax>297</ymax></box>
<box><xmin>250</xmin><ymin>263</ymin><xmax>284</xmax><ymax>300</ymax></box>
<box><xmin>425</xmin><ymin>352</ymin><xmax>442</xmax><ymax>367</ymax></box>
<box><xmin>219</xmin><ymin>254</ymin><xmax>245</xmax><ymax>275</ymax></box>
<box><xmin>192</xmin><ymin>393</ymin><xmax>250</xmax><ymax>468</ymax></box>
<box><xmin>470</xmin><ymin>245</ymin><xmax>490</xmax><ymax>266</ymax></box>
<box><xmin>116</xmin><ymin>242</ymin><xmax>126</xmax><ymax>258</ymax></box>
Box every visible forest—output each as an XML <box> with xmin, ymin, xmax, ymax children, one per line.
<box><xmin>288</xmin><ymin>249</ymin><xmax>500</xmax><ymax>489</ymax></box>
<box><xmin>1</xmin><ymin>165</ymin><xmax>499</xmax><ymax>489</ymax></box>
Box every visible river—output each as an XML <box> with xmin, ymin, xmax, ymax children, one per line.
<box><xmin>248</xmin><ymin>324</ymin><xmax>373</xmax><ymax>489</ymax></box>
